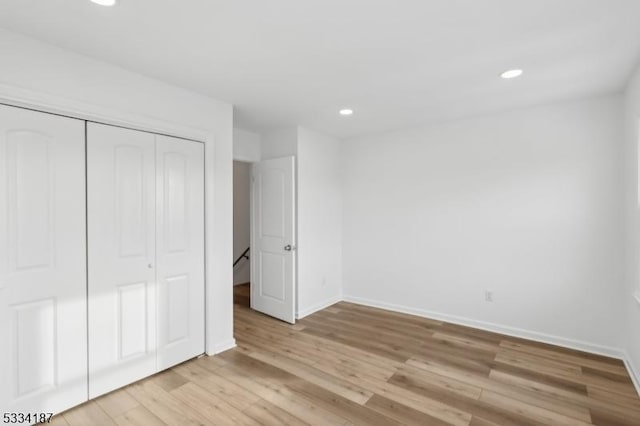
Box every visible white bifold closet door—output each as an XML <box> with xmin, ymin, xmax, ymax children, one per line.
<box><xmin>0</xmin><ymin>104</ymin><xmax>87</xmax><ymax>414</ymax></box>
<box><xmin>87</xmin><ymin>124</ymin><xmax>157</xmax><ymax>398</ymax></box>
<box><xmin>87</xmin><ymin>123</ymin><xmax>204</xmax><ymax>398</ymax></box>
<box><xmin>155</xmin><ymin>134</ymin><xmax>205</xmax><ymax>370</ymax></box>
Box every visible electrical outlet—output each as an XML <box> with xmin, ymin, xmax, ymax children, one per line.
<box><xmin>485</xmin><ymin>290</ymin><xmax>493</xmax><ymax>302</ymax></box>
<box><xmin>322</xmin><ymin>277</ymin><xmax>327</xmax><ymax>287</ymax></box>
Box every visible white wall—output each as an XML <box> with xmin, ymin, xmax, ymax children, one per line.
<box><xmin>623</xmin><ymin>63</ymin><xmax>640</xmax><ymax>385</ymax></box>
<box><xmin>261</xmin><ymin>128</ymin><xmax>298</xmax><ymax>160</ymax></box>
<box><xmin>233</xmin><ymin>161</ymin><xmax>251</xmax><ymax>285</ymax></box>
<box><xmin>342</xmin><ymin>95</ymin><xmax>625</xmax><ymax>354</ymax></box>
<box><xmin>257</xmin><ymin>126</ymin><xmax>343</xmax><ymax>317</ymax></box>
<box><xmin>233</xmin><ymin>128</ymin><xmax>261</xmax><ymax>162</ymax></box>
<box><xmin>0</xmin><ymin>28</ymin><xmax>235</xmax><ymax>354</ymax></box>
<box><xmin>297</xmin><ymin>127</ymin><xmax>343</xmax><ymax>317</ymax></box>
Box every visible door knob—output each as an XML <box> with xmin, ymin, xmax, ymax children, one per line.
<box><xmin>284</xmin><ymin>245</ymin><xmax>296</xmax><ymax>251</ymax></box>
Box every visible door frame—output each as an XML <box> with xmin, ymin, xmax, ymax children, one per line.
<box><xmin>0</xmin><ymin>84</ymin><xmax>232</xmax><ymax>356</ymax></box>
<box><xmin>231</xmin><ymin>155</ymin><xmax>298</xmax><ymax>323</ymax></box>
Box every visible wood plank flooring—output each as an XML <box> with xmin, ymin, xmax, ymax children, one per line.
<box><xmin>233</xmin><ymin>282</ymin><xmax>251</xmax><ymax>308</ymax></box>
<box><xmin>55</xmin><ymin>283</ymin><xmax>640</xmax><ymax>425</ymax></box>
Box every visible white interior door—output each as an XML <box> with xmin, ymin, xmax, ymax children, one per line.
<box><xmin>0</xmin><ymin>104</ymin><xmax>87</xmax><ymax>414</ymax></box>
<box><xmin>155</xmin><ymin>135</ymin><xmax>205</xmax><ymax>370</ymax></box>
<box><xmin>87</xmin><ymin>123</ymin><xmax>157</xmax><ymax>398</ymax></box>
<box><xmin>251</xmin><ymin>156</ymin><xmax>296</xmax><ymax>324</ymax></box>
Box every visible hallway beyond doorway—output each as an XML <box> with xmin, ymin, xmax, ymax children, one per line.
<box><xmin>234</xmin><ymin>283</ymin><xmax>250</xmax><ymax>308</ymax></box>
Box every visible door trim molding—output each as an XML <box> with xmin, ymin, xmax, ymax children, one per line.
<box><xmin>0</xmin><ymin>83</ymin><xmax>209</xmax><ymax>142</ymax></box>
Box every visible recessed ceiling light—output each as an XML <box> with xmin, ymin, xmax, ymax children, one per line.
<box><xmin>91</xmin><ymin>0</ymin><xmax>117</xmax><ymax>6</ymax></box>
<box><xmin>339</xmin><ymin>109</ymin><xmax>354</xmax><ymax>116</ymax></box>
<box><xmin>501</xmin><ymin>69</ymin><xmax>523</xmax><ymax>79</ymax></box>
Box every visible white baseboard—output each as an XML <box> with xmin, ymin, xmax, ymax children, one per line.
<box><xmin>207</xmin><ymin>338</ymin><xmax>237</xmax><ymax>355</ymax></box>
<box><xmin>343</xmin><ymin>294</ymin><xmax>625</xmax><ymax>360</ymax></box>
<box><xmin>622</xmin><ymin>351</ymin><xmax>640</xmax><ymax>397</ymax></box>
<box><xmin>297</xmin><ymin>294</ymin><xmax>342</xmax><ymax>319</ymax></box>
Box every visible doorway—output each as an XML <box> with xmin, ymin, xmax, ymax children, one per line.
<box><xmin>233</xmin><ymin>160</ymin><xmax>252</xmax><ymax>307</ymax></box>
<box><xmin>232</xmin><ymin>156</ymin><xmax>297</xmax><ymax>324</ymax></box>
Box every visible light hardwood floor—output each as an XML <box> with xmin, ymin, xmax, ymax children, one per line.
<box><xmin>55</xmin><ymin>283</ymin><xmax>640</xmax><ymax>425</ymax></box>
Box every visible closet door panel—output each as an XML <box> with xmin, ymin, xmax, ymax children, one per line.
<box><xmin>155</xmin><ymin>135</ymin><xmax>205</xmax><ymax>369</ymax></box>
<box><xmin>87</xmin><ymin>123</ymin><xmax>157</xmax><ymax>398</ymax></box>
<box><xmin>0</xmin><ymin>104</ymin><xmax>87</xmax><ymax>414</ymax></box>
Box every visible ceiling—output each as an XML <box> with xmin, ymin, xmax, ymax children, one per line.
<box><xmin>0</xmin><ymin>0</ymin><xmax>639</xmax><ymax>138</ymax></box>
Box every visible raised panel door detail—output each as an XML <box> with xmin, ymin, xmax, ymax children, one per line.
<box><xmin>163</xmin><ymin>152</ymin><xmax>188</xmax><ymax>253</ymax></box>
<box><xmin>165</xmin><ymin>275</ymin><xmax>189</xmax><ymax>344</ymax></box>
<box><xmin>115</xmin><ymin>146</ymin><xmax>147</xmax><ymax>258</ymax></box>
<box><xmin>251</xmin><ymin>157</ymin><xmax>296</xmax><ymax>324</ymax></box>
<box><xmin>12</xmin><ymin>298</ymin><xmax>57</xmax><ymax>398</ymax></box>
<box><xmin>87</xmin><ymin>123</ymin><xmax>156</xmax><ymax>399</ymax></box>
<box><xmin>7</xmin><ymin>130</ymin><xmax>53</xmax><ymax>271</ymax></box>
<box><xmin>260</xmin><ymin>253</ymin><xmax>285</xmax><ymax>301</ymax></box>
<box><xmin>155</xmin><ymin>135</ymin><xmax>204</xmax><ymax>370</ymax></box>
<box><xmin>260</xmin><ymin>169</ymin><xmax>285</xmax><ymax>238</ymax></box>
<box><xmin>0</xmin><ymin>104</ymin><xmax>87</xmax><ymax>415</ymax></box>
<box><xmin>117</xmin><ymin>282</ymin><xmax>148</xmax><ymax>359</ymax></box>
